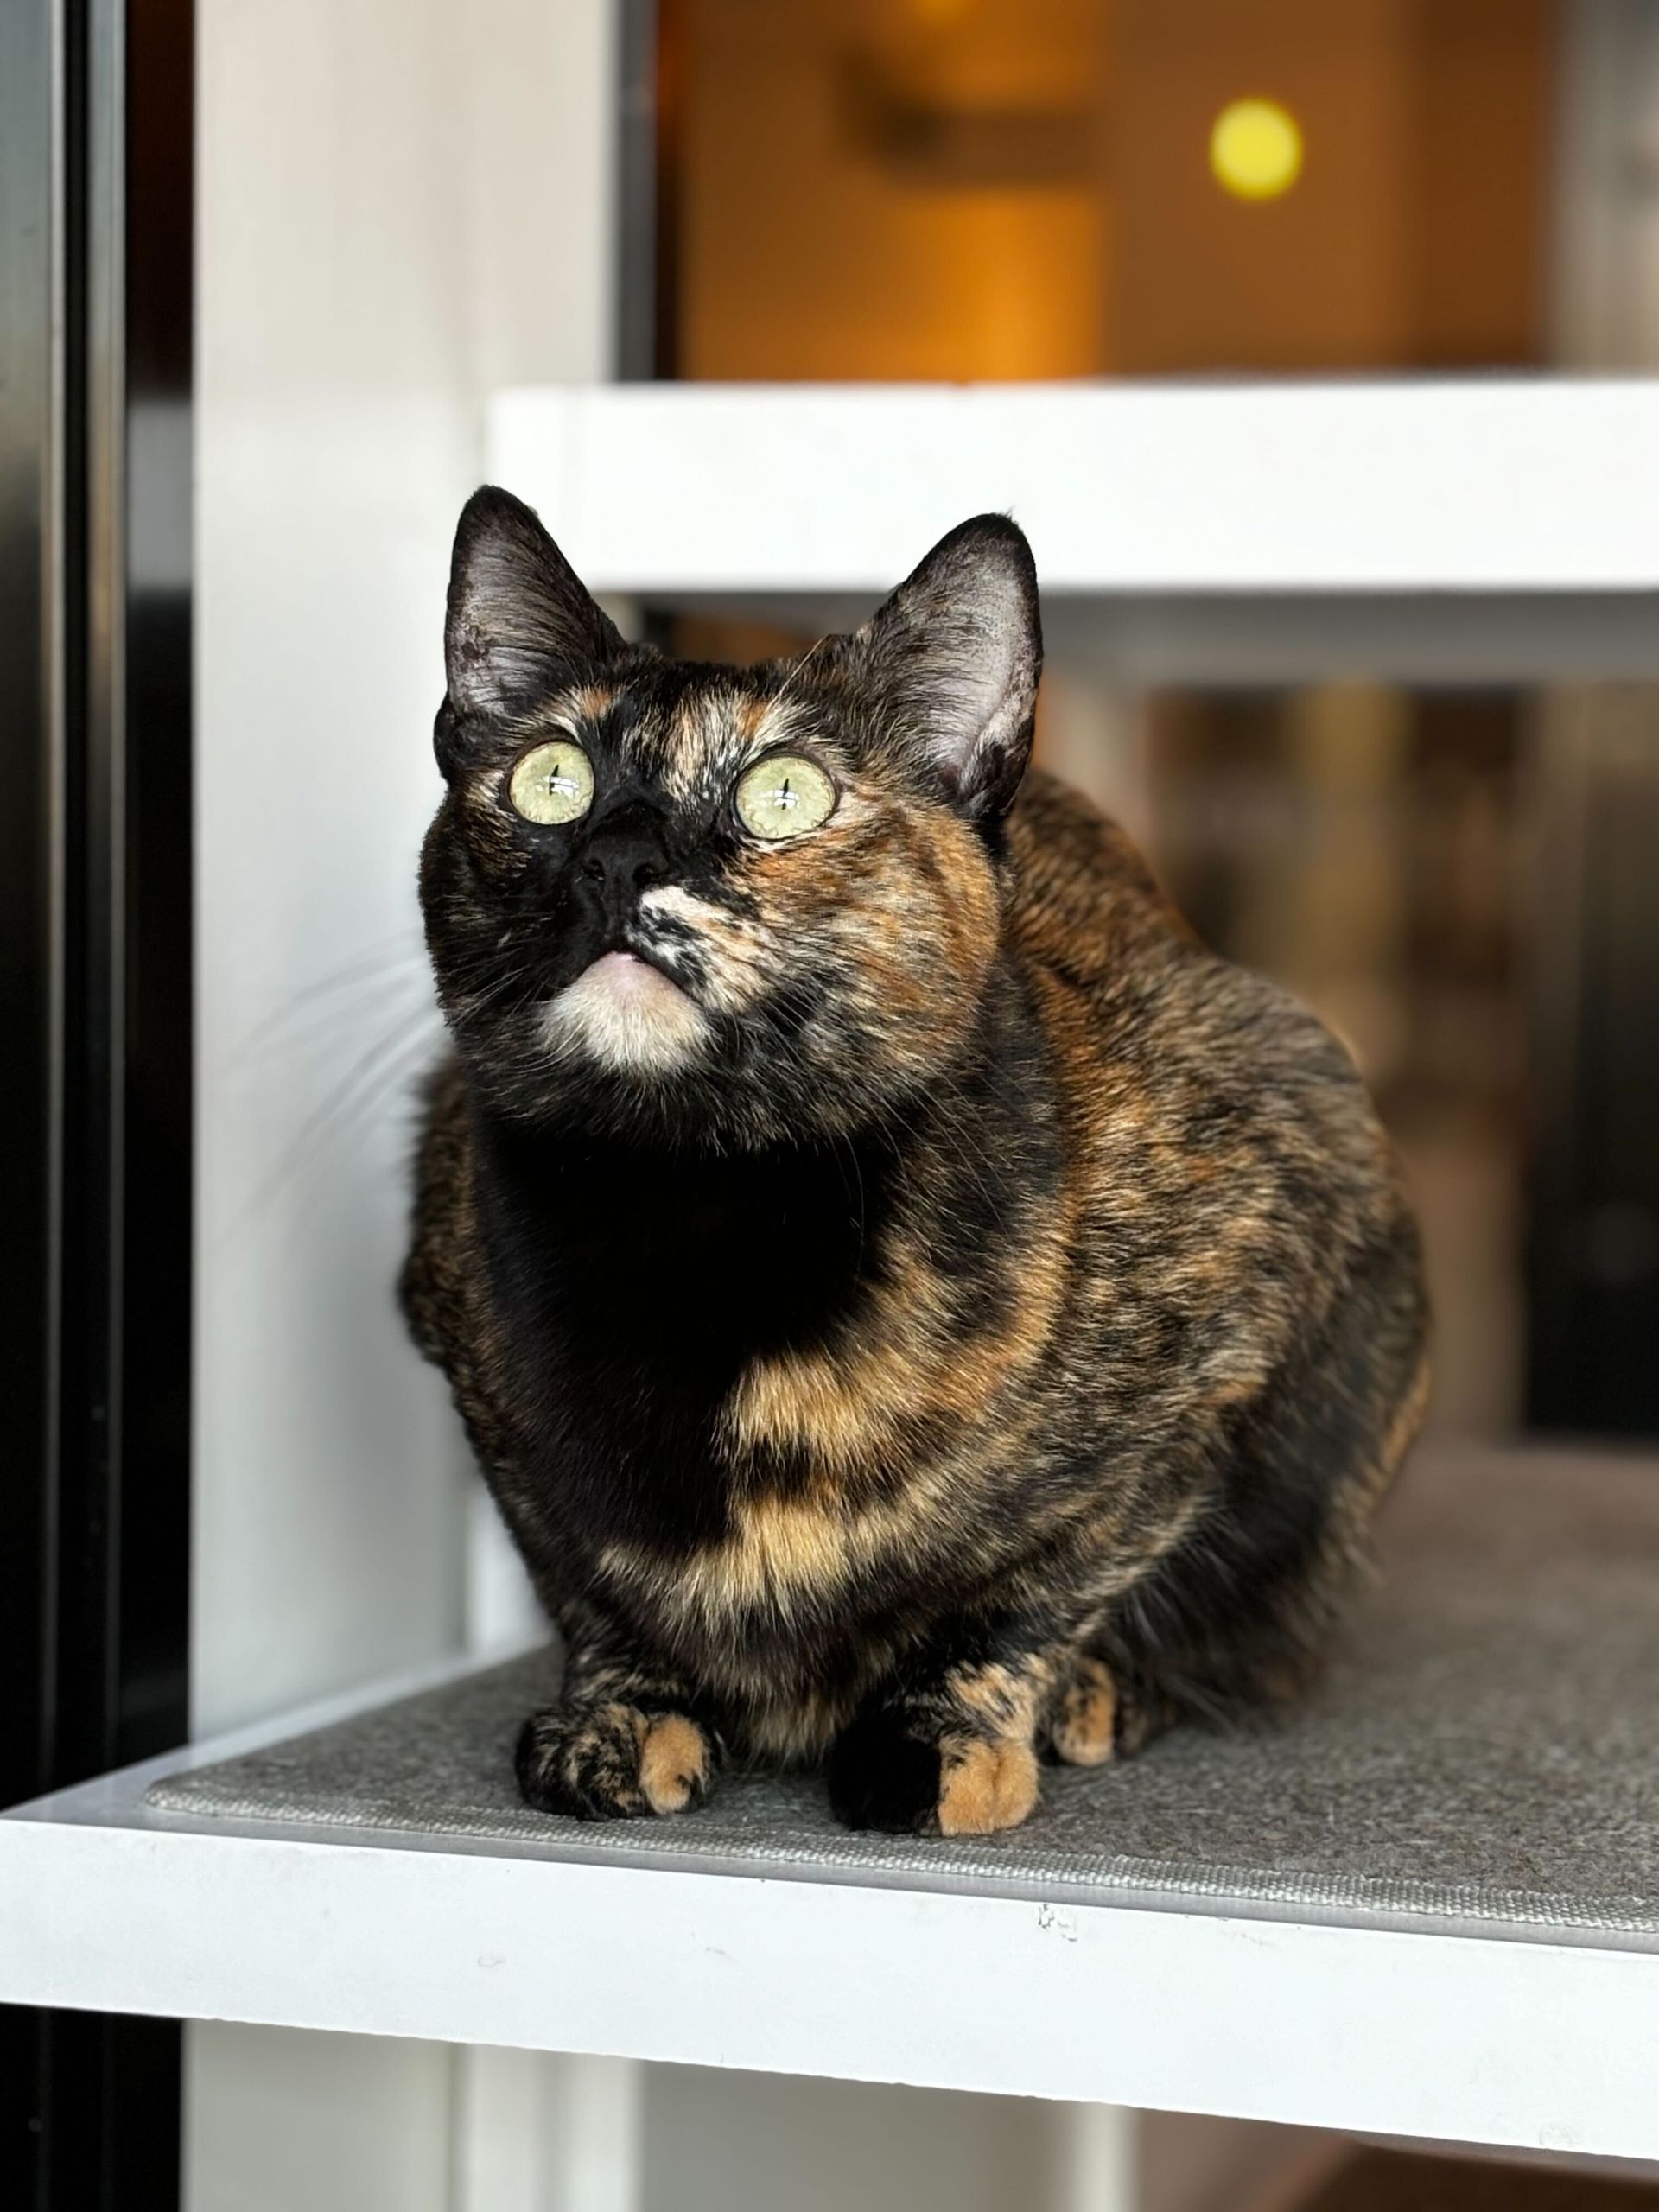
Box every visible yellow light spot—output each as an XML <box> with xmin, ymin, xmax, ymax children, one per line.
<box><xmin>1210</xmin><ymin>98</ymin><xmax>1303</xmax><ymax>202</ymax></box>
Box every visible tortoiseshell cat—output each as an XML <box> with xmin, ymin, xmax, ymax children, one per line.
<box><xmin>403</xmin><ymin>487</ymin><xmax>1428</xmax><ymax>1836</ymax></box>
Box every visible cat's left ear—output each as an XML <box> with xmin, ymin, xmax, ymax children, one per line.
<box><xmin>851</xmin><ymin>514</ymin><xmax>1042</xmax><ymax>823</ymax></box>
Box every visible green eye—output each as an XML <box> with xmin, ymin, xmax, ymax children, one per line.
<box><xmin>734</xmin><ymin>753</ymin><xmax>836</xmax><ymax>841</ymax></box>
<box><xmin>509</xmin><ymin>738</ymin><xmax>594</xmax><ymax>825</ymax></box>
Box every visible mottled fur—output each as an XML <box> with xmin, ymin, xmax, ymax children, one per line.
<box><xmin>402</xmin><ymin>489</ymin><xmax>1428</xmax><ymax>1835</ymax></box>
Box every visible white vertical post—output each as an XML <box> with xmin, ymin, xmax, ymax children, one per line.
<box><xmin>454</xmin><ymin>2048</ymin><xmax>645</xmax><ymax>2212</ymax></box>
<box><xmin>1047</xmin><ymin>2104</ymin><xmax>1141</xmax><ymax>2212</ymax></box>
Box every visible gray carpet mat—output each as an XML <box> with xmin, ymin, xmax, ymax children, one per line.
<box><xmin>150</xmin><ymin>1446</ymin><xmax>1659</xmax><ymax>1936</ymax></box>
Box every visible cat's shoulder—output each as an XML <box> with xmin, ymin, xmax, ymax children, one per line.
<box><xmin>1003</xmin><ymin>769</ymin><xmax>1184</xmax><ymax>970</ymax></box>
<box><xmin>1004</xmin><ymin>769</ymin><xmax>1357</xmax><ymax>1089</ymax></box>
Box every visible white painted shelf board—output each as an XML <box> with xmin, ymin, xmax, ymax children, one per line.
<box><xmin>5</xmin><ymin>1649</ymin><xmax>1659</xmax><ymax>2162</ymax></box>
<box><xmin>489</xmin><ymin>378</ymin><xmax>1659</xmax><ymax>599</ymax></box>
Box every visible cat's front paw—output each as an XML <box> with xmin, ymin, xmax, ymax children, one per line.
<box><xmin>515</xmin><ymin>1701</ymin><xmax>716</xmax><ymax>1821</ymax></box>
<box><xmin>1047</xmin><ymin>1655</ymin><xmax>1119</xmax><ymax>1766</ymax></box>
<box><xmin>1042</xmin><ymin>1652</ymin><xmax>1177</xmax><ymax>1767</ymax></box>
<box><xmin>827</xmin><ymin>1708</ymin><xmax>1040</xmax><ymax>1836</ymax></box>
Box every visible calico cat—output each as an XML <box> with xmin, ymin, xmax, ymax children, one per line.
<box><xmin>402</xmin><ymin>486</ymin><xmax>1428</xmax><ymax>1836</ymax></box>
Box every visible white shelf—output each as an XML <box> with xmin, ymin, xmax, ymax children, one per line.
<box><xmin>490</xmin><ymin>378</ymin><xmax>1659</xmax><ymax>595</ymax></box>
<box><xmin>488</xmin><ymin>380</ymin><xmax>1659</xmax><ymax>682</ymax></box>
<box><xmin>6</xmin><ymin>1648</ymin><xmax>1659</xmax><ymax>2160</ymax></box>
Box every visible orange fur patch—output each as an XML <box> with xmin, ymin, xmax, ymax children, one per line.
<box><xmin>638</xmin><ymin>1714</ymin><xmax>709</xmax><ymax>1815</ymax></box>
<box><xmin>725</xmin><ymin>1229</ymin><xmax>1070</xmax><ymax>1476</ymax></box>
<box><xmin>938</xmin><ymin>1738</ymin><xmax>1041</xmax><ymax>1836</ymax></box>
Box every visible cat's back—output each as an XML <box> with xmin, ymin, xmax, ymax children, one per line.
<box><xmin>1007</xmin><ymin>769</ymin><xmax>1357</xmax><ymax>1080</ymax></box>
<box><xmin>1004</xmin><ymin>769</ymin><xmax>1404</xmax><ymax>1247</ymax></box>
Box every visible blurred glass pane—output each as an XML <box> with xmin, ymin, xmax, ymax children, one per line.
<box><xmin>1133</xmin><ymin>685</ymin><xmax>1528</xmax><ymax>1441</ymax></box>
<box><xmin>667</xmin><ymin>0</ymin><xmax>1598</xmax><ymax>379</ymax></box>
<box><xmin>1056</xmin><ymin>678</ymin><xmax>1659</xmax><ymax>1446</ymax></box>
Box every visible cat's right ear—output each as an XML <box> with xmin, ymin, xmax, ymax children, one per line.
<box><xmin>438</xmin><ymin>487</ymin><xmax>624</xmax><ymax>767</ymax></box>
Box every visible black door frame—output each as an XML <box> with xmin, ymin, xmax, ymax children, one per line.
<box><xmin>1</xmin><ymin>0</ymin><xmax>194</xmax><ymax>2203</ymax></box>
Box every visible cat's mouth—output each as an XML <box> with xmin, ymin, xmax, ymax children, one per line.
<box><xmin>542</xmin><ymin>949</ymin><xmax>709</xmax><ymax>1075</ymax></box>
<box><xmin>574</xmin><ymin>948</ymin><xmax>693</xmax><ymax>1005</ymax></box>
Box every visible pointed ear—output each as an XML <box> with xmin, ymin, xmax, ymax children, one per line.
<box><xmin>443</xmin><ymin>486</ymin><xmax>625</xmax><ymax>723</ymax></box>
<box><xmin>850</xmin><ymin>514</ymin><xmax>1041</xmax><ymax>822</ymax></box>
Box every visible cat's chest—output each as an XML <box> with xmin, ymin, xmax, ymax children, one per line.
<box><xmin>475</xmin><ymin>1118</ymin><xmax>886</xmax><ymax>1554</ymax></box>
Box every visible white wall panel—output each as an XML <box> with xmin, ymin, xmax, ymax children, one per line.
<box><xmin>187</xmin><ymin>2026</ymin><xmax>454</xmax><ymax>2212</ymax></box>
<box><xmin>195</xmin><ymin>0</ymin><xmax>616</xmax><ymax>1745</ymax></box>
<box><xmin>192</xmin><ymin>3</ymin><xmax>616</xmax><ymax>2208</ymax></box>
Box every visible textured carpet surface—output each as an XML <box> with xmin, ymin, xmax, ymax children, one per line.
<box><xmin>150</xmin><ymin>1447</ymin><xmax>1659</xmax><ymax>1935</ymax></box>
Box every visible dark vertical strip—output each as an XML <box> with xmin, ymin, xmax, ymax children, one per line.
<box><xmin>0</xmin><ymin>0</ymin><xmax>66</xmax><ymax>1832</ymax></box>
<box><xmin>1</xmin><ymin>0</ymin><xmax>191</xmax><ymax>2205</ymax></box>
<box><xmin>615</xmin><ymin>0</ymin><xmax>659</xmax><ymax>380</ymax></box>
<box><xmin>652</xmin><ymin>0</ymin><xmax>686</xmax><ymax>379</ymax></box>
<box><xmin>616</xmin><ymin>0</ymin><xmax>688</xmax><ymax>382</ymax></box>
<box><xmin>0</xmin><ymin>1</ymin><xmax>67</xmax><ymax>2193</ymax></box>
<box><xmin>115</xmin><ymin>0</ymin><xmax>193</xmax><ymax>1773</ymax></box>
<box><xmin>55</xmin><ymin>0</ymin><xmax>119</xmax><ymax>1796</ymax></box>
<box><xmin>1527</xmin><ymin>694</ymin><xmax>1659</xmax><ymax>1435</ymax></box>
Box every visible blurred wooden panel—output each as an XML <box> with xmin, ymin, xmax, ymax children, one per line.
<box><xmin>1111</xmin><ymin>0</ymin><xmax>1415</xmax><ymax>372</ymax></box>
<box><xmin>676</xmin><ymin>0</ymin><xmax>1110</xmax><ymax>379</ymax></box>
<box><xmin>671</xmin><ymin>0</ymin><xmax>1557</xmax><ymax>381</ymax></box>
<box><xmin>1108</xmin><ymin>0</ymin><xmax>1555</xmax><ymax>372</ymax></box>
<box><xmin>1412</xmin><ymin>0</ymin><xmax>1557</xmax><ymax>365</ymax></box>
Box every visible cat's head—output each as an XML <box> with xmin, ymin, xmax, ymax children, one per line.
<box><xmin>420</xmin><ymin>486</ymin><xmax>1042</xmax><ymax>1146</ymax></box>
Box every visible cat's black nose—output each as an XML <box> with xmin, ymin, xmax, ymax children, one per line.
<box><xmin>580</xmin><ymin>832</ymin><xmax>670</xmax><ymax>897</ymax></box>
<box><xmin>574</xmin><ymin>793</ymin><xmax>674</xmax><ymax>928</ymax></box>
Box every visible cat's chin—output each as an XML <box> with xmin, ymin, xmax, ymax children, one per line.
<box><xmin>542</xmin><ymin>950</ymin><xmax>709</xmax><ymax>1076</ymax></box>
